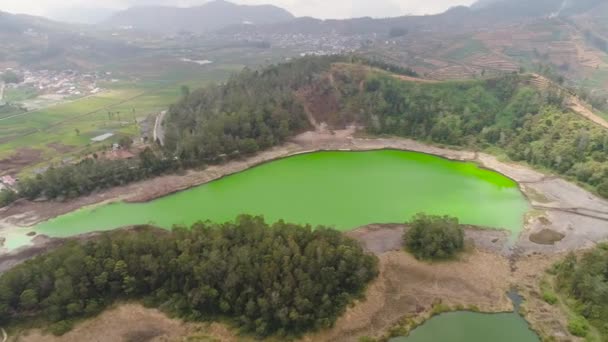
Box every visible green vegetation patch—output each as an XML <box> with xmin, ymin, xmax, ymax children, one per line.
<box><xmin>403</xmin><ymin>214</ymin><xmax>465</xmax><ymax>260</ymax></box>
<box><xmin>553</xmin><ymin>244</ymin><xmax>608</xmax><ymax>339</ymax></box>
<box><xmin>0</xmin><ymin>215</ymin><xmax>378</xmax><ymax>337</ymax></box>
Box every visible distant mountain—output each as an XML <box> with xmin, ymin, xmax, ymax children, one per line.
<box><xmin>220</xmin><ymin>0</ymin><xmax>606</xmax><ymax>37</ymax></box>
<box><xmin>0</xmin><ymin>11</ymin><xmax>140</xmax><ymax>69</ymax></box>
<box><xmin>103</xmin><ymin>0</ymin><xmax>294</xmax><ymax>33</ymax></box>
<box><xmin>48</xmin><ymin>7</ymin><xmax>116</xmax><ymax>24</ymax></box>
<box><xmin>470</xmin><ymin>0</ymin><xmax>605</xmax><ymax>17</ymax></box>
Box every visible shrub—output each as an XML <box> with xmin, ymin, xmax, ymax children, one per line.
<box><xmin>49</xmin><ymin>320</ymin><xmax>73</xmax><ymax>336</ymax></box>
<box><xmin>404</xmin><ymin>214</ymin><xmax>465</xmax><ymax>260</ymax></box>
<box><xmin>568</xmin><ymin>316</ymin><xmax>589</xmax><ymax>337</ymax></box>
<box><xmin>542</xmin><ymin>291</ymin><xmax>558</xmax><ymax>305</ymax></box>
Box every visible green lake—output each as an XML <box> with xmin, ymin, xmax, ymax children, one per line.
<box><xmin>5</xmin><ymin>150</ymin><xmax>529</xmax><ymax>250</ymax></box>
<box><xmin>389</xmin><ymin>311</ymin><xmax>539</xmax><ymax>342</ymax></box>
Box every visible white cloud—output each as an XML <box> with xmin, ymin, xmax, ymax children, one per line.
<box><xmin>0</xmin><ymin>0</ymin><xmax>477</xmax><ymax>20</ymax></box>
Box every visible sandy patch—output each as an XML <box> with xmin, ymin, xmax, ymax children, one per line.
<box><xmin>8</xmin><ymin>303</ymin><xmax>238</xmax><ymax>342</ymax></box>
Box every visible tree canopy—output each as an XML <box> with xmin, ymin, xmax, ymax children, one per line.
<box><xmin>0</xmin><ymin>215</ymin><xmax>378</xmax><ymax>337</ymax></box>
<box><xmin>554</xmin><ymin>244</ymin><xmax>608</xmax><ymax>339</ymax></box>
<box><xmin>404</xmin><ymin>214</ymin><xmax>465</xmax><ymax>260</ymax></box>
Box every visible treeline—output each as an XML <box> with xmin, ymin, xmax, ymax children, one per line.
<box><xmin>554</xmin><ymin>244</ymin><xmax>608</xmax><ymax>338</ymax></box>
<box><xmin>13</xmin><ymin>147</ymin><xmax>175</xmax><ymax>201</ymax></box>
<box><xmin>351</xmin><ymin>73</ymin><xmax>608</xmax><ymax>197</ymax></box>
<box><xmin>350</xmin><ymin>55</ymin><xmax>419</xmax><ymax>77</ymax></box>
<box><xmin>0</xmin><ymin>215</ymin><xmax>378</xmax><ymax>336</ymax></box>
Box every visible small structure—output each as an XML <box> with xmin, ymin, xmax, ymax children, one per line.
<box><xmin>0</xmin><ymin>175</ymin><xmax>17</xmax><ymax>187</ymax></box>
<box><xmin>91</xmin><ymin>133</ymin><xmax>114</xmax><ymax>142</ymax></box>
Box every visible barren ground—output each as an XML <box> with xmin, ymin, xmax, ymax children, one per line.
<box><xmin>9</xmin><ymin>303</ymin><xmax>238</xmax><ymax>342</ymax></box>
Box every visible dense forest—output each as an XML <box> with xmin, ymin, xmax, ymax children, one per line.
<box><xmin>554</xmin><ymin>244</ymin><xmax>608</xmax><ymax>339</ymax></box>
<box><xmin>3</xmin><ymin>55</ymin><xmax>608</xmax><ymax>207</ymax></box>
<box><xmin>0</xmin><ymin>215</ymin><xmax>378</xmax><ymax>336</ymax></box>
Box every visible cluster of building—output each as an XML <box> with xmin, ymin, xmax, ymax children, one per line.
<box><xmin>207</xmin><ymin>32</ymin><xmax>367</xmax><ymax>56</ymax></box>
<box><xmin>3</xmin><ymin>68</ymin><xmax>110</xmax><ymax>98</ymax></box>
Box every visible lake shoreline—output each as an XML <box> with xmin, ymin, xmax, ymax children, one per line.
<box><xmin>2</xmin><ymin>128</ymin><xmax>607</xmax><ymax>256</ymax></box>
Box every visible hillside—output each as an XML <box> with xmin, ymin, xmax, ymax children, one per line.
<box><xmin>165</xmin><ymin>57</ymin><xmax>608</xmax><ymax>198</ymax></box>
<box><xmin>0</xmin><ymin>11</ymin><xmax>140</xmax><ymax>69</ymax></box>
<box><xmin>104</xmin><ymin>0</ymin><xmax>294</xmax><ymax>33</ymax></box>
<box><xmin>221</xmin><ymin>0</ymin><xmax>606</xmax><ymax>36</ymax></box>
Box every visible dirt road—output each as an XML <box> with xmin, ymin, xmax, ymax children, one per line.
<box><xmin>153</xmin><ymin>110</ymin><xmax>167</xmax><ymax>146</ymax></box>
<box><xmin>0</xmin><ymin>82</ymin><xmax>5</xmax><ymax>104</ymax></box>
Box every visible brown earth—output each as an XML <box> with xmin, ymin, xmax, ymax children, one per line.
<box><xmin>529</xmin><ymin>229</ymin><xmax>566</xmax><ymax>245</ymax></box>
<box><xmin>0</xmin><ymin>148</ymin><xmax>43</xmax><ymax>177</ymax></box>
<box><xmin>8</xmin><ymin>303</ymin><xmax>239</xmax><ymax>342</ymax></box>
<box><xmin>513</xmin><ymin>253</ymin><xmax>578</xmax><ymax>341</ymax></box>
<box><xmin>46</xmin><ymin>143</ymin><xmax>76</xmax><ymax>154</ymax></box>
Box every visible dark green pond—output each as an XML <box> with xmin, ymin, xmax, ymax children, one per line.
<box><xmin>389</xmin><ymin>311</ymin><xmax>539</xmax><ymax>342</ymax></box>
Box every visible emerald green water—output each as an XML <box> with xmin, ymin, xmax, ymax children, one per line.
<box><xmin>5</xmin><ymin>150</ymin><xmax>528</xmax><ymax>250</ymax></box>
<box><xmin>389</xmin><ymin>311</ymin><xmax>539</xmax><ymax>342</ymax></box>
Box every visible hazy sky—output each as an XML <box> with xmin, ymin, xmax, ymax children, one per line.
<box><xmin>0</xmin><ymin>0</ymin><xmax>477</xmax><ymax>20</ymax></box>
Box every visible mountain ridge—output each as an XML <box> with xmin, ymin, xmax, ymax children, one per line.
<box><xmin>103</xmin><ymin>0</ymin><xmax>295</xmax><ymax>33</ymax></box>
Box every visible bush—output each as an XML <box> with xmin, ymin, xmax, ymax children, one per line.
<box><xmin>0</xmin><ymin>189</ymin><xmax>17</xmax><ymax>207</ymax></box>
<box><xmin>404</xmin><ymin>214</ymin><xmax>465</xmax><ymax>260</ymax></box>
<box><xmin>567</xmin><ymin>316</ymin><xmax>589</xmax><ymax>337</ymax></box>
<box><xmin>598</xmin><ymin>180</ymin><xmax>608</xmax><ymax>198</ymax></box>
<box><xmin>542</xmin><ymin>291</ymin><xmax>558</xmax><ymax>305</ymax></box>
<box><xmin>49</xmin><ymin>320</ymin><xmax>73</xmax><ymax>336</ymax></box>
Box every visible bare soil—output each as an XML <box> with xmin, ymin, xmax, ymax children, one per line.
<box><xmin>513</xmin><ymin>253</ymin><xmax>578</xmax><ymax>341</ymax></box>
<box><xmin>8</xmin><ymin>303</ymin><xmax>239</xmax><ymax>342</ymax></box>
<box><xmin>46</xmin><ymin>143</ymin><xmax>76</xmax><ymax>154</ymax></box>
<box><xmin>302</xmin><ymin>249</ymin><xmax>513</xmax><ymax>342</ymax></box>
<box><xmin>529</xmin><ymin>229</ymin><xmax>566</xmax><ymax>245</ymax></box>
<box><xmin>0</xmin><ymin>148</ymin><xmax>43</xmax><ymax>176</ymax></box>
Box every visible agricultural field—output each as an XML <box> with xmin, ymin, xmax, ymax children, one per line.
<box><xmin>0</xmin><ymin>58</ymin><xmax>245</xmax><ymax>177</ymax></box>
<box><xmin>441</xmin><ymin>38</ymin><xmax>489</xmax><ymax>61</ymax></box>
